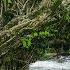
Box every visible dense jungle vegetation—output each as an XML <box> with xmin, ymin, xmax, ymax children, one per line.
<box><xmin>0</xmin><ymin>0</ymin><xmax>70</xmax><ymax>70</ymax></box>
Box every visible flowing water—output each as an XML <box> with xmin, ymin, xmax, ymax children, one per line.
<box><xmin>29</xmin><ymin>56</ymin><xmax>70</xmax><ymax>70</ymax></box>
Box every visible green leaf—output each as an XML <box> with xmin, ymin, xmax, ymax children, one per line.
<box><xmin>27</xmin><ymin>39</ymin><xmax>32</xmax><ymax>47</ymax></box>
<box><xmin>39</xmin><ymin>31</ymin><xmax>44</xmax><ymax>36</ymax></box>
<box><xmin>22</xmin><ymin>39</ymin><xmax>27</xmax><ymax>47</ymax></box>
<box><xmin>34</xmin><ymin>32</ymin><xmax>38</xmax><ymax>37</ymax></box>
<box><xmin>44</xmin><ymin>31</ymin><xmax>49</xmax><ymax>36</ymax></box>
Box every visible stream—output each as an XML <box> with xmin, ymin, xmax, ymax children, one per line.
<box><xmin>29</xmin><ymin>56</ymin><xmax>70</xmax><ymax>70</ymax></box>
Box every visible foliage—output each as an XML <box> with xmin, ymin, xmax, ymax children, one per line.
<box><xmin>21</xmin><ymin>30</ymin><xmax>49</xmax><ymax>48</ymax></box>
<box><xmin>0</xmin><ymin>0</ymin><xmax>70</xmax><ymax>69</ymax></box>
<box><xmin>21</xmin><ymin>0</ymin><xmax>70</xmax><ymax>55</ymax></box>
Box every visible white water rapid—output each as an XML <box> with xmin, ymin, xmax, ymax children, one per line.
<box><xmin>29</xmin><ymin>56</ymin><xmax>70</xmax><ymax>70</ymax></box>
